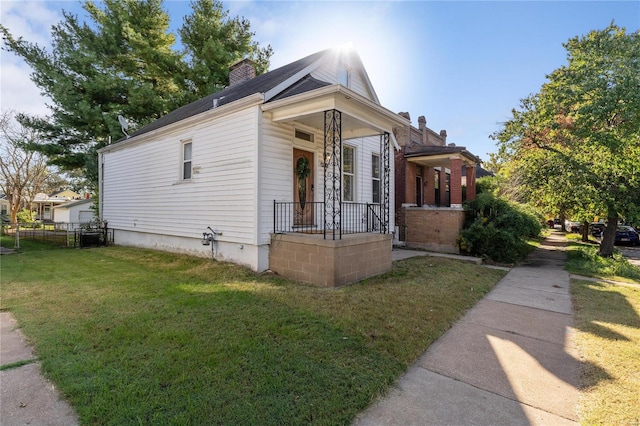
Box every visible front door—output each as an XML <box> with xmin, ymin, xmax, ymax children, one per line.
<box><xmin>293</xmin><ymin>148</ymin><xmax>314</xmax><ymax>226</ymax></box>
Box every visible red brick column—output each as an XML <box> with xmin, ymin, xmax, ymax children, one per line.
<box><xmin>449</xmin><ymin>157</ymin><xmax>463</xmax><ymax>207</ymax></box>
<box><xmin>466</xmin><ymin>164</ymin><xmax>477</xmax><ymax>201</ymax></box>
<box><xmin>425</xmin><ymin>166</ymin><xmax>436</xmax><ymax>205</ymax></box>
<box><xmin>439</xmin><ymin>166</ymin><xmax>447</xmax><ymax>206</ymax></box>
<box><xmin>406</xmin><ymin>163</ymin><xmax>417</xmax><ymax>205</ymax></box>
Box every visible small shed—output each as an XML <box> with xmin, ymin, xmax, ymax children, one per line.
<box><xmin>53</xmin><ymin>198</ymin><xmax>96</xmax><ymax>224</ymax></box>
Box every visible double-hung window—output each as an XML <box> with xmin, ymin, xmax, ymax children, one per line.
<box><xmin>372</xmin><ymin>153</ymin><xmax>380</xmax><ymax>203</ymax></box>
<box><xmin>343</xmin><ymin>145</ymin><xmax>355</xmax><ymax>202</ymax></box>
<box><xmin>182</xmin><ymin>140</ymin><xmax>192</xmax><ymax>180</ymax></box>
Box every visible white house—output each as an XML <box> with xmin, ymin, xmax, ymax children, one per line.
<box><xmin>98</xmin><ymin>47</ymin><xmax>409</xmax><ymax>286</ymax></box>
<box><xmin>53</xmin><ymin>198</ymin><xmax>96</xmax><ymax>225</ymax></box>
<box><xmin>0</xmin><ymin>194</ymin><xmax>9</xmax><ymax>218</ymax></box>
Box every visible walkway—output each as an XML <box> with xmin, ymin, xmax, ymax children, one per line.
<box><xmin>355</xmin><ymin>232</ymin><xmax>579</xmax><ymax>425</ymax></box>
<box><xmin>0</xmin><ymin>311</ymin><xmax>79</xmax><ymax>425</ymax></box>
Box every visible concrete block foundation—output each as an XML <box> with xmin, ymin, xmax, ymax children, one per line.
<box><xmin>269</xmin><ymin>233</ymin><xmax>393</xmax><ymax>287</ymax></box>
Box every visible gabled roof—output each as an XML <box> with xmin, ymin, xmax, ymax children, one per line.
<box><xmin>125</xmin><ymin>49</ymin><xmax>336</xmax><ymax>140</ymax></box>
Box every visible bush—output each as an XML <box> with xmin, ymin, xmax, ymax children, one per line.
<box><xmin>458</xmin><ymin>193</ymin><xmax>542</xmax><ymax>263</ymax></box>
<box><xmin>16</xmin><ymin>208</ymin><xmax>37</xmax><ymax>224</ymax></box>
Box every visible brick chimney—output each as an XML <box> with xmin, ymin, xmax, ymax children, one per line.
<box><xmin>418</xmin><ymin>116</ymin><xmax>427</xmax><ymax>144</ymax></box>
<box><xmin>439</xmin><ymin>129</ymin><xmax>447</xmax><ymax>144</ymax></box>
<box><xmin>229</xmin><ymin>59</ymin><xmax>256</xmax><ymax>87</ymax></box>
<box><xmin>418</xmin><ymin>116</ymin><xmax>426</xmax><ymax>130</ymax></box>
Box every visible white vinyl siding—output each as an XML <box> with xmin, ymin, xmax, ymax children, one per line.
<box><xmin>258</xmin><ymin>118</ymin><xmax>295</xmax><ymax>244</ymax></box>
<box><xmin>102</xmin><ymin>107</ymin><xmax>259</xmax><ymax>244</ymax></box>
<box><xmin>311</xmin><ymin>61</ymin><xmax>374</xmax><ymax>101</ymax></box>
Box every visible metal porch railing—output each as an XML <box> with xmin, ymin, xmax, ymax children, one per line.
<box><xmin>273</xmin><ymin>201</ymin><xmax>386</xmax><ymax>239</ymax></box>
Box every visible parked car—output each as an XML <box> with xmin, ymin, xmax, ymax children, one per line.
<box><xmin>590</xmin><ymin>222</ymin><xmax>606</xmax><ymax>237</ymax></box>
<box><xmin>615</xmin><ymin>226</ymin><xmax>640</xmax><ymax>246</ymax></box>
<box><xmin>565</xmin><ymin>220</ymin><xmax>581</xmax><ymax>233</ymax></box>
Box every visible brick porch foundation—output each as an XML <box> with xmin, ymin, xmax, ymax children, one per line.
<box><xmin>269</xmin><ymin>233</ymin><xmax>392</xmax><ymax>287</ymax></box>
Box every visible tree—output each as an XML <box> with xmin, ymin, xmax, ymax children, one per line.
<box><xmin>179</xmin><ymin>0</ymin><xmax>272</xmax><ymax>100</ymax></box>
<box><xmin>493</xmin><ymin>24</ymin><xmax>640</xmax><ymax>256</ymax></box>
<box><xmin>0</xmin><ymin>111</ymin><xmax>50</xmax><ymax>223</ymax></box>
<box><xmin>1</xmin><ymin>0</ymin><xmax>271</xmax><ymax>185</ymax></box>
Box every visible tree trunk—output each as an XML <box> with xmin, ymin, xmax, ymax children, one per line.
<box><xmin>581</xmin><ymin>220</ymin><xmax>589</xmax><ymax>242</ymax></box>
<box><xmin>9</xmin><ymin>194</ymin><xmax>20</xmax><ymax>224</ymax></box>
<box><xmin>599</xmin><ymin>212</ymin><xmax>618</xmax><ymax>257</ymax></box>
<box><xmin>559</xmin><ymin>211</ymin><xmax>567</xmax><ymax>232</ymax></box>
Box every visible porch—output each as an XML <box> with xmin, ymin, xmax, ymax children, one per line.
<box><xmin>263</xmin><ymin>84</ymin><xmax>409</xmax><ymax>286</ymax></box>
<box><xmin>397</xmin><ymin>145</ymin><xmax>480</xmax><ymax>254</ymax></box>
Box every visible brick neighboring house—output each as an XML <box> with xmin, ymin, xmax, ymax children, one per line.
<box><xmin>394</xmin><ymin>113</ymin><xmax>481</xmax><ymax>253</ymax></box>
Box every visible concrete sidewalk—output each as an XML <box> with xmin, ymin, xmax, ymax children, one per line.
<box><xmin>354</xmin><ymin>232</ymin><xmax>579</xmax><ymax>425</ymax></box>
<box><xmin>0</xmin><ymin>311</ymin><xmax>79</xmax><ymax>426</ymax></box>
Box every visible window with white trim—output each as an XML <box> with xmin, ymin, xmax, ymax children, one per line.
<box><xmin>181</xmin><ymin>140</ymin><xmax>192</xmax><ymax>180</ymax></box>
<box><xmin>343</xmin><ymin>145</ymin><xmax>355</xmax><ymax>202</ymax></box>
<box><xmin>372</xmin><ymin>153</ymin><xmax>380</xmax><ymax>203</ymax></box>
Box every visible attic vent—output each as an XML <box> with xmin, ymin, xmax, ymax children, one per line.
<box><xmin>295</xmin><ymin>129</ymin><xmax>314</xmax><ymax>142</ymax></box>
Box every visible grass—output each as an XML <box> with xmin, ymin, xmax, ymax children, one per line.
<box><xmin>564</xmin><ymin>239</ymin><xmax>640</xmax><ymax>284</ymax></box>
<box><xmin>565</xmin><ymin>234</ymin><xmax>640</xmax><ymax>424</ymax></box>
<box><xmin>571</xmin><ymin>279</ymin><xmax>640</xmax><ymax>425</ymax></box>
<box><xmin>0</xmin><ymin>239</ymin><xmax>506</xmax><ymax>425</ymax></box>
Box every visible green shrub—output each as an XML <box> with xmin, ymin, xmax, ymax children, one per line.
<box><xmin>459</xmin><ymin>193</ymin><xmax>541</xmax><ymax>263</ymax></box>
<box><xmin>16</xmin><ymin>208</ymin><xmax>37</xmax><ymax>224</ymax></box>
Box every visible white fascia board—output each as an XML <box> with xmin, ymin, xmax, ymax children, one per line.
<box><xmin>98</xmin><ymin>93</ymin><xmax>264</xmax><ymax>154</ymax></box>
<box><xmin>263</xmin><ymin>60</ymin><xmax>325</xmax><ymax>103</ymax></box>
<box><xmin>263</xmin><ymin>85</ymin><xmax>409</xmax><ymax>131</ymax></box>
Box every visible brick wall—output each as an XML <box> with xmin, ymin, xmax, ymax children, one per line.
<box><xmin>269</xmin><ymin>233</ymin><xmax>392</xmax><ymax>287</ymax></box>
<box><xmin>404</xmin><ymin>207</ymin><xmax>465</xmax><ymax>253</ymax></box>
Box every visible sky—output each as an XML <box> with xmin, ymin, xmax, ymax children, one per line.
<box><xmin>1</xmin><ymin>1</ymin><xmax>639</xmax><ymax>162</ymax></box>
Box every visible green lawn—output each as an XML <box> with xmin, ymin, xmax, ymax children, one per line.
<box><xmin>565</xmin><ymin>237</ymin><xmax>640</xmax><ymax>424</ymax></box>
<box><xmin>571</xmin><ymin>279</ymin><xmax>640</xmax><ymax>425</ymax></box>
<box><xmin>1</xmin><ymin>242</ymin><xmax>506</xmax><ymax>425</ymax></box>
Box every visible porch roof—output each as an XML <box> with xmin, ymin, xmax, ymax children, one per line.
<box><xmin>404</xmin><ymin>145</ymin><xmax>480</xmax><ymax>167</ymax></box>
<box><xmin>262</xmin><ymin>84</ymin><xmax>409</xmax><ymax>139</ymax></box>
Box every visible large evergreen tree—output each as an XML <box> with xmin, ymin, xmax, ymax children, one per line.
<box><xmin>0</xmin><ymin>0</ymin><xmax>271</xmax><ymax>185</ymax></box>
<box><xmin>493</xmin><ymin>24</ymin><xmax>640</xmax><ymax>257</ymax></box>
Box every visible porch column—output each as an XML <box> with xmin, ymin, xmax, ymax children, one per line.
<box><xmin>425</xmin><ymin>166</ymin><xmax>436</xmax><ymax>205</ymax></box>
<box><xmin>439</xmin><ymin>166</ymin><xmax>447</xmax><ymax>206</ymax></box>
<box><xmin>324</xmin><ymin>109</ymin><xmax>342</xmax><ymax>240</ymax></box>
<box><xmin>466</xmin><ymin>163</ymin><xmax>477</xmax><ymax>201</ymax></box>
<box><xmin>380</xmin><ymin>132</ymin><xmax>390</xmax><ymax>233</ymax></box>
<box><xmin>449</xmin><ymin>157</ymin><xmax>463</xmax><ymax>208</ymax></box>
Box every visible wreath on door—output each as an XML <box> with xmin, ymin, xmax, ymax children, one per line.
<box><xmin>296</xmin><ymin>157</ymin><xmax>311</xmax><ymax>210</ymax></box>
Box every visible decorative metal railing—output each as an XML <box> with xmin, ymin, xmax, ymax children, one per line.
<box><xmin>273</xmin><ymin>201</ymin><xmax>386</xmax><ymax>239</ymax></box>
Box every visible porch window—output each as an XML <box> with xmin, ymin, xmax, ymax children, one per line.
<box><xmin>372</xmin><ymin>153</ymin><xmax>380</xmax><ymax>203</ymax></box>
<box><xmin>343</xmin><ymin>145</ymin><xmax>355</xmax><ymax>202</ymax></box>
<box><xmin>182</xmin><ymin>140</ymin><xmax>192</xmax><ymax>180</ymax></box>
